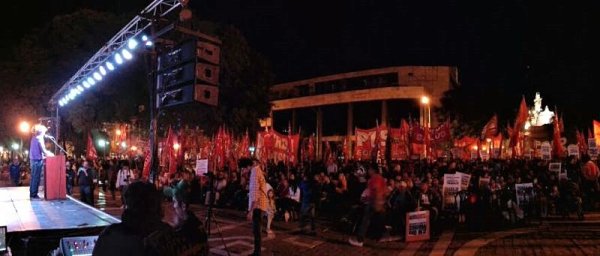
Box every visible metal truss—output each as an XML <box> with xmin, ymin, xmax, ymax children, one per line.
<box><xmin>50</xmin><ymin>0</ymin><xmax>182</xmax><ymax>105</ymax></box>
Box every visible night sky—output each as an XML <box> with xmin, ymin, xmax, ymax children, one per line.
<box><xmin>1</xmin><ymin>0</ymin><xmax>598</xmax><ymax>131</ymax></box>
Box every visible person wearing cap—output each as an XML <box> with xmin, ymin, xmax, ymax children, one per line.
<box><xmin>29</xmin><ymin>125</ymin><xmax>54</xmax><ymax>199</ymax></box>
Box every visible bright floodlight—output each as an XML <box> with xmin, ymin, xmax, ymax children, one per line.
<box><xmin>106</xmin><ymin>61</ymin><xmax>115</xmax><ymax>71</ymax></box>
<box><xmin>127</xmin><ymin>38</ymin><xmax>138</xmax><ymax>50</ymax></box>
<box><xmin>99</xmin><ymin>66</ymin><xmax>107</xmax><ymax>75</ymax></box>
<box><xmin>420</xmin><ymin>96</ymin><xmax>430</xmax><ymax>105</ymax></box>
<box><xmin>68</xmin><ymin>90</ymin><xmax>76</xmax><ymax>100</ymax></box>
<box><xmin>142</xmin><ymin>35</ymin><xmax>148</xmax><ymax>41</ymax></box>
<box><xmin>59</xmin><ymin>100</ymin><xmax>65</xmax><ymax>107</ymax></box>
<box><xmin>83</xmin><ymin>81</ymin><xmax>91</xmax><ymax>88</ymax></box>
<box><xmin>93</xmin><ymin>72</ymin><xmax>102</xmax><ymax>81</ymax></box>
<box><xmin>121</xmin><ymin>49</ymin><xmax>133</xmax><ymax>60</ymax></box>
<box><xmin>71</xmin><ymin>88</ymin><xmax>80</xmax><ymax>96</ymax></box>
<box><xmin>114</xmin><ymin>53</ymin><xmax>123</xmax><ymax>64</ymax></box>
<box><xmin>145</xmin><ymin>41</ymin><xmax>153</xmax><ymax>47</ymax></box>
<box><xmin>87</xmin><ymin>77</ymin><xmax>96</xmax><ymax>85</ymax></box>
<box><xmin>77</xmin><ymin>85</ymin><xmax>84</xmax><ymax>93</ymax></box>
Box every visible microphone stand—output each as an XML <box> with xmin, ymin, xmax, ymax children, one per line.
<box><xmin>47</xmin><ymin>137</ymin><xmax>67</xmax><ymax>155</ymax></box>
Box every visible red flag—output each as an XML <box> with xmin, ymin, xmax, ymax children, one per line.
<box><xmin>86</xmin><ymin>132</ymin><xmax>98</xmax><ymax>160</ymax></box>
<box><xmin>431</xmin><ymin>121</ymin><xmax>451</xmax><ymax>144</ymax></box>
<box><xmin>410</xmin><ymin>123</ymin><xmax>425</xmax><ymax>157</ymax></box>
<box><xmin>510</xmin><ymin>97</ymin><xmax>529</xmax><ymax>148</ymax></box>
<box><xmin>552</xmin><ymin>115</ymin><xmax>565</xmax><ymax>158</ymax></box>
<box><xmin>307</xmin><ymin>135</ymin><xmax>315</xmax><ymax>161</ymax></box>
<box><xmin>240</xmin><ymin>130</ymin><xmax>250</xmax><ymax>158</ymax></box>
<box><xmin>142</xmin><ymin>147</ymin><xmax>151</xmax><ymax>179</ymax></box>
<box><xmin>166</xmin><ymin>127</ymin><xmax>178</xmax><ymax>174</ymax></box>
<box><xmin>355</xmin><ymin>128</ymin><xmax>375</xmax><ymax>160</ymax></box>
<box><xmin>481</xmin><ymin>115</ymin><xmax>498</xmax><ymax>139</ymax></box>
<box><xmin>577</xmin><ymin>130</ymin><xmax>588</xmax><ymax>153</ymax></box>
<box><xmin>593</xmin><ymin>120</ymin><xmax>600</xmax><ymax>147</ymax></box>
<box><xmin>343</xmin><ymin>136</ymin><xmax>350</xmax><ymax>164</ymax></box>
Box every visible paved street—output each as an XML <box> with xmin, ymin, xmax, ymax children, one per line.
<box><xmin>1</xmin><ymin>178</ymin><xmax>598</xmax><ymax>256</ymax></box>
<box><xmin>75</xmin><ymin>187</ymin><xmax>600</xmax><ymax>256</ymax></box>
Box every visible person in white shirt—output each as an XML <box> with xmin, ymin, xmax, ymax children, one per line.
<box><xmin>116</xmin><ymin>162</ymin><xmax>133</xmax><ymax>206</ymax></box>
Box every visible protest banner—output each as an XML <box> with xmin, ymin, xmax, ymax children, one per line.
<box><xmin>405</xmin><ymin>210</ymin><xmax>430</xmax><ymax>242</ymax></box>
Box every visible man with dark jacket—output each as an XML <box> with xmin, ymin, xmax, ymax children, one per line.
<box><xmin>299</xmin><ymin>172</ymin><xmax>320</xmax><ymax>235</ymax></box>
<box><xmin>78</xmin><ymin>160</ymin><xmax>94</xmax><ymax>205</ymax></box>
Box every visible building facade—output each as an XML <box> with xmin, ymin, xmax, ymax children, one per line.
<box><xmin>269</xmin><ymin>66</ymin><xmax>459</xmax><ymax>159</ymax></box>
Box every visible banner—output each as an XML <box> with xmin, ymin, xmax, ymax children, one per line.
<box><xmin>567</xmin><ymin>144</ymin><xmax>579</xmax><ymax>157</ymax></box>
<box><xmin>195</xmin><ymin>159</ymin><xmax>209</xmax><ymax>176</ymax></box>
<box><xmin>355</xmin><ymin>128</ymin><xmax>376</xmax><ymax>160</ymax></box>
<box><xmin>390</xmin><ymin>128</ymin><xmax>409</xmax><ymax>160</ymax></box>
<box><xmin>86</xmin><ymin>132</ymin><xmax>98</xmax><ymax>160</ymax></box>
<box><xmin>405</xmin><ymin>210</ymin><xmax>430</xmax><ymax>242</ymax></box>
<box><xmin>457</xmin><ymin>172</ymin><xmax>471</xmax><ymax>191</ymax></box>
<box><xmin>515</xmin><ymin>183</ymin><xmax>534</xmax><ymax>210</ymax></box>
<box><xmin>410</xmin><ymin>124</ymin><xmax>426</xmax><ymax>157</ymax></box>
<box><xmin>481</xmin><ymin>115</ymin><xmax>498</xmax><ymax>139</ymax></box>
<box><xmin>540</xmin><ymin>141</ymin><xmax>551</xmax><ymax>160</ymax></box>
<box><xmin>431</xmin><ymin>121</ymin><xmax>451</xmax><ymax>144</ymax></box>
<box><xmin>442</xmin><ymin>173</ymin><xmax>461</xmax><ymax>211</ymax></box>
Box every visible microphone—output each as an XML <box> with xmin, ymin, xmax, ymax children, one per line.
<box><xmin>44</xmin><ymin>134</ymin><xmax>55</xmax><ymax>139</ymax></box>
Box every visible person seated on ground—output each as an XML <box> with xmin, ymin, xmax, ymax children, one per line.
<box><xmin>93</xmin><ymin>181</ymin><xmax>207</xmax><ymax>256</ymax></box>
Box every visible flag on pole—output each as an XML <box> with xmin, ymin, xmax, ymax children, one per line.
<box><xmin>510</xmin><ymin>96</ymin><xmax>529</xmax><ymax>156</ymax></box>
<box><xmin>86</xmin><ymin>132</ymin><xmax>98</xmax><ymax>160</ymax></box>
<box><xmin>481</xmin><ymin>115</ymin><xmax>498</xmax><ymax>139</ymax></box>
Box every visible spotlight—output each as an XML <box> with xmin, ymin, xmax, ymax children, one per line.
<box><xmin>142</xmin><ymin>35</ymin><xmax>148</xmax><ymax>41</ymax></box>
<box><xmin>59</xmin><ymin>100</ymin><xmax>65</xmax><ymax>107</ymax></box>
<box><xmin>68</xmin><ymin>89</ymin><xmax>77</xmax><ymax>99</ymax></box>
<box><xmin>106</xmin><ymin>61</ymin><xmax>115</xmax><ymax>71</ymax></box>
<box><xmin>99</xmin><ymin>66</ymin><xmax>107</xmax><ymax>76</ymax></box>
<box><xmin>93</xmin><ymin>72</ymin><xmax>102</xmax><ymax>81</ymax></box>
<box><xmin>114</xmin><ymin>53</ymin><xmax>123</xmax><ymax>64</ymax></box>
<box><xmin>145</xmin><ymin>41</ymin><xmax>153</xmax><ymax>47</ymax></box>
<box><xmin>77</xmin><ymin>85</ymin><xmax>84</xmax><ymax>93</ymax></box>
<box><xmin>83</xmin><ymin>81</ymin><xmax>91</xmax><ymax>88</ymax></box>
<box><xmin>127</xmin><ymin>38</ymin><xmax>138</xmax><ymax>50</ymax></box>
<box><xmin>87</xmin><ymin>77</ymin><xmax>96</xmax><ymax>85</ymax></box>
<box><xmin>121</xmin><ymin>49</ymin><xmax>133</xmax><ymax>60</ymax></box>
<box><xmin>72</xmin><ymin>88</ymin><xmax>80</xmax><ymax>95</ymax></box>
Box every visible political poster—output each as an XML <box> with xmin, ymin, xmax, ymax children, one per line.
<box><xmin>457</xmin><ymin>172</ymin><xmax>471</xmax><ymax>191</ymax></box>
<box><xmin>195</xmin><ymin>159</ymin><xmax>209</xmax><ymax>176</ymax></box>
<box><xmin>515</xmin><ymin>183</ymin><xmax>535</xmax><ymax>210</ymax></box>
<box><xmin>549</xmin><ymin>162</ymin><xmax>561</xmax><ymax>173</ymax></box>
<box><xmin>541</xmin><ymin>142</ymin><xmax>552</xmax><ymax>160</ymax></box>
<box><xmin>405</xmin><ymin>210</ymin><xmax>430</xmax><ymax>242</ymax></box>
<box><xmin>442</xmin><ymin>173</ymin><xmax>461</xmax><ymax>211</ymax></box>
<box><xmin>567</xmin><ymin>144</ymin><xmax>579</xmax><ymax>157</ymax></box>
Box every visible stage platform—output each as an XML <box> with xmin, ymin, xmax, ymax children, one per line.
<box><xmin>0</xmin><ymin>187</ymin><xmax>120</xmax><ymax>233</ymax></box>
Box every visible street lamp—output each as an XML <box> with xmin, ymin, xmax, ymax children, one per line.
<box><xmin>97</xmin><ymin>139</ymin><xmax>108</xmax><ymax>157</ymax></box>
<box><xmin>173</xmin><ymin>143</ymin><xmax>181</xmax><ymax>151</ymax></box>
<box><xmin>19</xmin><ymin>121</ymin><xmax>31</xmax><ymax>134</ymax></box>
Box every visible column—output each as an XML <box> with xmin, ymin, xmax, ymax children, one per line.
<box><xmin>316</xmin><ymin>107</ymin><xmax>323</xmax><ymax>161</ymax></box>
<box><xmin>291</xmin><ymin>109</ymin><xmax>297</xmax><ymax>133</ymax></box>
<box><xmin>381</xmin><ymin>100</ymin><xmax>388</xmax><ymax>127</ymax></box>
<box><xmin>347</xmin><ymin>103</ymin><xmax>353</xmax><ymax>137</ymax></box>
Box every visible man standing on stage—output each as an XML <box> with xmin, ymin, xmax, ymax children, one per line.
<box><xmin>29</xmin><ymin>125</ymin><xmax>54</xmax><ymax>199</ymax></box>
<box><xmin>247</xmin><ymin>158</ymin><xmax>268</xmax><ymax>256</ymax></box>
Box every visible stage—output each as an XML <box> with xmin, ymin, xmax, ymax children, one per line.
<box><xmin>0</xmin><ymin>186</ymin><xmax>120</xmax><ymax>255</ymax></box>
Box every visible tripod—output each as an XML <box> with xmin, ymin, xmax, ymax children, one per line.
<box><xmin>204</xmin><ymin>172</ymin><xmax>231</xmax><ymax>256</ymax></box>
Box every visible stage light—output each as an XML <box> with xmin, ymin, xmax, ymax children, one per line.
<box><xmin>99</xmin><ymin>66</ymin><xmax>107</xmax><ymax>76</ymax></box>
<box><xmin>93</xmin><ymin>72</ymin><xmax>102</xmax><ymax>81</ymax></box>
<box><xmin>145</xmin><ymin>41</ymin><xmax>153</xmax><ymax>47</ymax></box>
<box><xmin>83</xmin><ymin>81</ymin><xmax>91</xmax><ymax>88</ymax></box>
<box><xmin>127</xmin><ymin>38</ymin><xmax>138</xmax><ymax>50</ymax></box>
<box><xmin>114</xmin><ymin>53</ymin><xmax>123</xmax><ymax>64</ymax></box>
<box><xmin>121</xmin><ymin>49</ymin><xmax>133</xmax><ymax>60</ymax></box>
<box><xmin>142</xmin><ymin>35</ymin><xmax>148</xmax><ymax>41</ymax></box>
<box><xmin>59</xmin><ymin>100</ymin><xmax>65</xmax><ymax>107</ymax></box>
<box><xmin>106</xmin><ymin>61</ymin><xmax>115</xmax><ymax>71</ymax></box>
<box><xmin>77</xmin><ymin>85</ymin><xmax>84</xmax><ymax>93</ymax></box>
<box><xmin>87</xmin><ymin>77</ymin><xmax>96</xmax><ymax>85</ymax></box>
<box><xmin>70</xmin><ymin>88</ymin><xmax>79</xmax><ymax>96</ymax></box>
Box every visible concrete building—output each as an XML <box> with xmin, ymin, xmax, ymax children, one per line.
<box><xmin>268</xmin><ymin>66</ymin><xmax>459</xmax><ymax>159</ymax></box>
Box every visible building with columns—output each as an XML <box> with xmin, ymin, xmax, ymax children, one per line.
<box><xmin>268</xmin><ymin>66</ymin><xmax>459</xmax><ymax>159</ymax></box>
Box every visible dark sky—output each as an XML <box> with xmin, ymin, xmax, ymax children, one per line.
<box><xmin>2</xmin><ymin>0</ymin><xmax>598</xmax><ymax>125</ymax></box>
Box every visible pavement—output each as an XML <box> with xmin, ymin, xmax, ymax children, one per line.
<box><xmin>2</xmin><ymin>179</ymin><xmax>600</xmax><ymax>256</ymax></box>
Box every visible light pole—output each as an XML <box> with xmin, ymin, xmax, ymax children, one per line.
<box><xmin>420</xmin><ymin>96</ymin><xmax>430</xmax><ymax>158</ymax></box>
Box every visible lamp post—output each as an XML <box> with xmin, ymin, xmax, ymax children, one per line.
<box><xmin>420</xmin><ymin>96</ymin><xmax>430</xmax><ymax>158</ymax></box>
